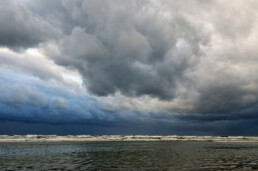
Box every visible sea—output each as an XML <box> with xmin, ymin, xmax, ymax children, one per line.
<box><xmin>0</xmin><ymin>136</ymin><xmax>258</xmax><ymax>170</ymax></box>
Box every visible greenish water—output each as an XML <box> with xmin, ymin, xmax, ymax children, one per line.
<box><xmin>0</xmin><ymin>141</ymin><xmax>258</xmax><ymax>170</ymax></box>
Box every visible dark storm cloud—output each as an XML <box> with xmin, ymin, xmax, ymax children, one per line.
<box><xmin>42</xmin><ymin>1</ymin><xmax>208</xmax><ymax>100</ymax></box>
<box><xmin>0</xmin><ymin>0</ymin><xmax>59</xmax><ymax>49</ymax></box>
<box><xmin>1</xmin><ymin>0</ymin><xmax>258</xmax><ymax>135</ymax></box>
<box><xmin>2</xmin><ymin>112</ymin><xmax>258</xmax><ymax>135</ymax></box>
<box><xmin>192</xmin><ymin>84</ymin><xmax>258</xmax><ymax>115</ymax></box>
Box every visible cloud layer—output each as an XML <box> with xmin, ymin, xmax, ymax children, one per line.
<box><xmin>0</xmin><ymin>0</ymin><xmax>258</xmax><ymax>135</ymax></box>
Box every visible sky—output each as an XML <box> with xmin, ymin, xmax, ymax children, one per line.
<box><xmin>0</xmin><ymin>0</ymin><xmax>258</xmax><ymax>135</ymax></box>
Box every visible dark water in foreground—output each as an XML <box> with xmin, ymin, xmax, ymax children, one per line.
<box><xmin>0</xmin><ymin>141</ymin><xmax>258</xmax><ymax>171</ymax></box>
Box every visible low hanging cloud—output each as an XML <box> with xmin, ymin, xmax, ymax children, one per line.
<box><xmin>51</xmin><ymin>97</ymin><xmax>69</xmax><ymax>110</ymax></box>
<box><xmin>0</xmin><ymin>83</ymin><xmax>47</xmax><ymax>108</ymax></box>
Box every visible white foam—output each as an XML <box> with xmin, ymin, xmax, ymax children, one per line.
<box><xmin>0</xmin><ymin>135</ymin><xmax>258</xmax><ymax>142</ymax></box>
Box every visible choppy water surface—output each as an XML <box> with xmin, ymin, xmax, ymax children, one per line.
<box><xmin>1</xmin><ymin>141</ymin><xmax>258</xmax><ymax>170</ymax></box>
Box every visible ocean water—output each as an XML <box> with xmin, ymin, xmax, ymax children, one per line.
<box><xmin>0</xmin><ymin>141</ymin><xmax>258</xmax><ymax>170</ymax></box>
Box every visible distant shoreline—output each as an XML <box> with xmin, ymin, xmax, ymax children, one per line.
<box><xmin>0</xmin><ymin>135</ymin><xmax>258</xmax><ymax>143</ymax></box>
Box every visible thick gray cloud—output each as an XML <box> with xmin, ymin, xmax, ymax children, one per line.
<box><xmin>51</xmin><ymin>97</ymin><xmax>69</xmax><ymax>110</ymax></box>
<box><xmin>1</xmin><ymin>0</ymin><xmax>258</xmax><ymax>131</ymax></box>
<box><xmin>0</xmin><ymin>48</ymin><xmax>63</xmax><ymax>81</ymax></box>
<box><xmin>0</xmin><ymin>83</ymin><xmax>47</xmax><ymax>107</ymax></box>
<box><xmin>0</xmin><ymin>0</ymin><xmax>59</xmax><ymax>49</ymax></box>
<box><xmin>42</xmin><ymin>0</ymin><xmax>207</xmax><ymax>100</ymax></box>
